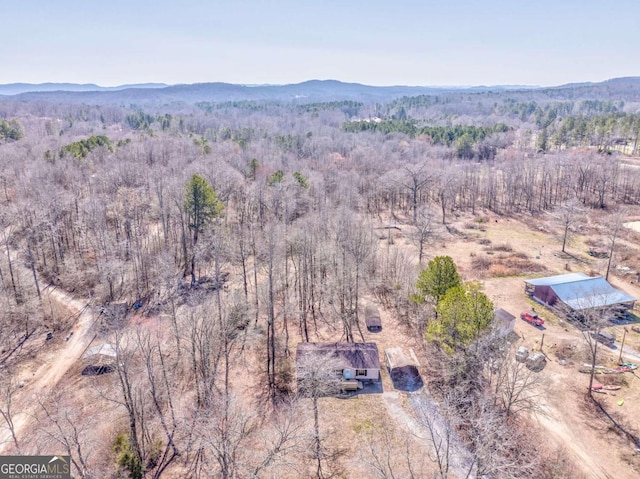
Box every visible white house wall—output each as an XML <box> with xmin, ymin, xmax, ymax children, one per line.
<box><xmin>342</xmin><ymin>367</ymin><xmax>380</xmax><ymax>381</ymax></box>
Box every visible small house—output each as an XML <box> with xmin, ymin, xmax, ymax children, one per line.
<box><xmin>365</xmin><ymin>304</ymin><xmax>382</xmax><ymax>332</ymax></box>
<box><xmin>296</xmin><ymin>342</ymin><xmax>381</xmax><ymax>383</ymax></box>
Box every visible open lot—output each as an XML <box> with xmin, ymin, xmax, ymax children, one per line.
<box><xmin>409</xmin><ymin>209</ymin><xmax>640</xmax><ymax>478</ymax></box>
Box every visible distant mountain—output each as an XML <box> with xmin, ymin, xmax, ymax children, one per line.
<box><xmin>1</xmin><ymin>78</ymin><xmax>639</xmax><ymax>105</ymax></box>
<box><xmin>0</xmin><ymin>82</ymin><xmax>168</xmax><ymax>95</ymax></box>
<box><xmin>0</xmin><ymin>80</ymin><xmax>540</xmax><ymax>105</ymax></box>
<box><xmin>555</xmin><ymin>77</ymin><xmax>640</xmax><ymax>89</ymax></box>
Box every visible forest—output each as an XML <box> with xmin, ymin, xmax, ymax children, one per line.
<box><xmin>1</xmin><ymin>78</ymin><xmax>640</xmax><ymax>478</ymax></box>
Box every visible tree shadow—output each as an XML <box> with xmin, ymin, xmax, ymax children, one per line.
<box><xmin>335</xmin><ymin>381</ymin><xmax>383</xmax><ymax>399</ymax></box>
<box><xmin>609</xmin><ymin>311</ymin><xmax>640</xmax><ymax>326</ymax></box>
<box><xmin>590</xmin><ymin>395</ymin><xmax>640</xmax><ymax>449</ymax></box>
<box><xmin>359</xmin><ymin>381</ymin><xmax>384</xmax><ymax>394</ymax></box>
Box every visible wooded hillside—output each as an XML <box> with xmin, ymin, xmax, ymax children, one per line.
<box><xmin>1</xmin><ymin>81</ymin><xmax>639</xmax><ymax>478</ymax></box>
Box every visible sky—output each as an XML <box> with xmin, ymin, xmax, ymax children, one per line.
<box><xmin>2</xmin><ymin>0</ymin><xmax>639</xmax><ymax>87</ymax></box>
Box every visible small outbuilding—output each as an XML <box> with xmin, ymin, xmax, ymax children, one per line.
<box><xmin>296</xmin><ymin>342</ymin><xmax>381</xmax><ymax>383</ymax></box>
<box><xmin>385</xmin><ymin>347</ymin><xmax>423</xmax><ymax>391</ymax></box>
<box><xmin>365</xmin><ymin>304</ymin><xmax>382</xmax><ymax>332</ymax></box>
<box><xmin>493</xmin><ymin>308</ymin><xmax>516</xmax><ymax>338</ymax></box>
<box><xmin>81</xmin><ymin>343</ymin><xmax>116</xmax><ymax>376</ymax></box>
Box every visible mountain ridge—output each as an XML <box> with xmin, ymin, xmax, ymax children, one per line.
<box><xmin>1</xmin><ymin>77</ymin><xmax>639</xmax><ymax>105</ymax></box>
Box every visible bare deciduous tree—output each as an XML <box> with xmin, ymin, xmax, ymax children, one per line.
<box><xmin>0</xmin><ymin>375</ymin><xmax>21</xmax><ymax>453</ymax></box>
<box><xmin>361</xmin><ymin>427</ymin><xmax>428</xmax><ymax>479</ymax></box>
<box><xmin>411</xmin><ymin>206</ymin><xmax>438</xmax><ymax>265</ymax></box>
<box><xmin>604</xmin><ymin>206</ymin><xmax>626</xmax><ymax>281</ymax></box>
<box><xmin>491</xmin><ymin>350</ymin><xmax>543</xmax><ymax>416</ymax></box>
<box><xmin>35</xmin><ymin>392</ymin><xmax>98</xmax><ymax>478</ymax></box>
<box><xmin>555</xmin><ymin>198</ymin><xmax>586</xmax><ymax>253</ymax></box>
<box><xmin>398</xmin><ymin>163</ymin><xmax>432</xmax><ymax>224</ymax></box>
<box><xmin>296</xmin><ymin>350</ymin><xmax>344</xmax><ymax>478</ymax></box>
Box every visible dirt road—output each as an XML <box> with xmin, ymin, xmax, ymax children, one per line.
<box><xmin>0</xmin><ymin>285</ymin><xmax>96</xmax><ymax>453</ymax></box>
<box><xmin>535</xmin><ymin>402</ymin><xmax>614</xmax><ymax>479</ymax></box>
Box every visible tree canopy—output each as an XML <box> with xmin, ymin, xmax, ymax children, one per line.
<box><xmin>184</xmin><ymin>174</ymin><xmax>224</xmax><ymax>241</ymax></box>
<box><xmin>60</xmin><ymin>135</ymin><xmax>114</xmax><ymax>159</ymax></box>
<box><xmin>414</xmin><ymin>255</ymin><xmax>462</xmax><ymax>305</ymax></box>
<box><xmin>0</xmin><ymin>119</ymin><xmax>23</xmax><ymax>142</ymax></box>
<box><xmin>428</xmin><ymin>282</ymin><xmax>494</xmax><ymax>353</ymax></box>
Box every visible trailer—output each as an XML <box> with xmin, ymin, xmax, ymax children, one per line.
<box><xmin>365</xmin><ymin>304</ymin><xmax>382</xmax><ymax>332</ymax></box>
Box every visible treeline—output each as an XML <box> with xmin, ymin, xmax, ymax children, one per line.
<box><xmin>126</xmin><ymin>111</ymin><xmax>173</xmax><ymax>131</ymax></box>
<box><xmin>343</xmin><ymin>119</ymin><xmax>509</xmax><ymax>142</ymax></box>
<box><xmin>195</xmin><ymin>99</ymin><xmax>362</xmax><ymax>116</ymax></box>
<box><xmin>540</xmin><ymin>112</ymin><xmax>640</xmax><ymax>152</ymax></box>
<box><xmin>59</xmin><ymin>135</ymin><xmax>114</xmax><ymax>159</ymax></box>
<box><xmin>387</xmin><ymin>95</ymin><xmax>624</xmax><ymax>123</ymax></box>
<box><xmin>196</xmin><ymin>100</ymin><xmax>275</xmax><ymax>112</ymax></box>
<box><xmin>495</xmin><ymin>99</ymin><xmax>623</xmax><ymax>126</ymax></box>
<box><xmin>295</xmin><ymin>100</ymin><xmax>362</xmax><ymax>116</ymax></box>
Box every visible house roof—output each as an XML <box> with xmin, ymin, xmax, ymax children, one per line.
<box><xmin>494</xmin><ymin>307</ymin><xmax>516</xmax><ymax>323</ymax></box>
<box><xmin>83</xmin><ymin>343</ymin><xmax>116</xmax><ymax>359</ymax></box>
<box><xmin>524</xmin><ymin>272</ymin><xmax>591</xmax><ymax>286</ymax></box>
<box><xmin>526</xmin><ymin>274</ymin><xmax>636</xmax><ymax>310</ymax></box>
<box><xmin>296</xmin><ymin>342</ymin><xmax>381</xmax><ymax>370</ymax></box>
<box><xmin>385</xmin><ymin>347</ymin><xmax>420</xmax><ymax>370</ymax></box>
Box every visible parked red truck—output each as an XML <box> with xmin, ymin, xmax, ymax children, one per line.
<box><xmin>520</xmin><ymin>311</ymin><xmax>544</xmax><ymax>327</ymax></box>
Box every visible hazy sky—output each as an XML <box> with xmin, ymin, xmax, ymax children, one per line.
<box><xmin>2</xmin><ymin>0</ymin><xmax>639</xmax><ymax>86</ymax></box>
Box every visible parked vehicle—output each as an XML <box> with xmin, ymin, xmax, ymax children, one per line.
<box><xmin>589</xmin><ymin>330</ymin><xmax>615</xmax><ymax>347</ymax></box>
<box><xmin>520</xmin><ymin>311</ymin><xmax>544</xmax><ymax>327</ymax></box>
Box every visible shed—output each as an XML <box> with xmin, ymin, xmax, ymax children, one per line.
<box><xmin>524</xmin><ymin>273</ymin><xmax>636</xmax><ymax>317</ymax></box>
<box><xmin>296</xmin><ymin>342</ymin><xmax>381</xmax><ymax>383</ymax></box>
<box><xmin>82</xmin><ymin>343</ymin><xmax>116</xmax><ymax>360</ymax></box>
<box><xmin>365</xmin><ymin>304</ymin><xmax>382</xmax><ymax>332</ymax></box>
<box><xmin>385</xmin><ymin>347</ymin><xmax>423</xmax><ymax>391</ymax></box>
<box><xmin>81</xmin><ymin>343</ymin><xmax>116</xmax><ymax>376</ymax></box>
<box><xmin>493</xmin><ymin>308</ymin><xmax>516</xmax><ymax>338</ymax></box>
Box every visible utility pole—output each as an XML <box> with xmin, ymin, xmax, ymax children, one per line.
<box><xmin>618</xmin><ymin>328</ymin><xmax>628</xmax><ymax>364</ymax></box>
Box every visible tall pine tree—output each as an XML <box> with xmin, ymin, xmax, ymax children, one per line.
<box><xmin>184</xmin><ymin>174</ymin><xmax>224</xmax><ymax>285</ymax></box>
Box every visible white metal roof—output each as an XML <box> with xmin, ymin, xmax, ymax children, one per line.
<box><xmin>524</xmin><ymin>273</ymin><xmax>590</xmax><ymax>286</ymax></box>
<box><xmin>525</xmin><ymin>274</ymin><xmax>636</xmax><ymax>310</ymax></box>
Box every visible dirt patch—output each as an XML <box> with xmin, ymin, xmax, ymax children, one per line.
<box><xmin>471</xmin><ymin>251</ymin><xmax>547</xmax><ymax>278</ymax></box>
